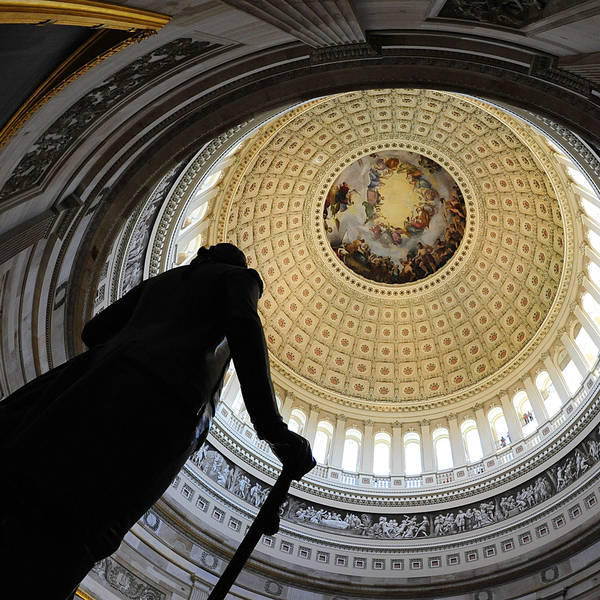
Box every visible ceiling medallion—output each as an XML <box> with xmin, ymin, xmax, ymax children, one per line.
<box><xmin>324</xmin><ymin>150</ymin><xmax>466</xmax><ymax>285</ymax></box>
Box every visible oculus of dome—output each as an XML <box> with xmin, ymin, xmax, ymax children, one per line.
<box><xmin>324</xmin><ymin>151</ymin><xmax>466</xmax><ymax>285</ymax></box>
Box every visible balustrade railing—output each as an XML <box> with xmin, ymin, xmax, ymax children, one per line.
<box><xmin>373</xmin><ymin>477</ymin><xmax>391</xmax><ymax>488</ymax></box>
<box><xmin>405</xmin><ymin>477</ymin><xmax>422</xmax><ymax>488</ymax></box>
<box><xmin>212</xmin><ymin>363</ymin><xmax>600</xmax><ymax>492</ymax></box>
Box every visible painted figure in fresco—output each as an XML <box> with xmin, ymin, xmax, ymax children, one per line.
<box><xmin>331</xmin><ymin>181</ymin><xmax>351</xmax><ymax>216</ymax></box>
<box><xmin>326</xmin><ymin>181</ymin><xmax>355</xmax><ymax>230</ymax></box>
<box><xmin>0</xmin><ymin>243</ymin><xmax>315</xmax><ymax>599</ymax></box>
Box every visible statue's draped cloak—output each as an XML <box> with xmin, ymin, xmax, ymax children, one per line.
<box><xmin>1</xmin><ymin>261</ymin><xmax>283</xmax><ymax>565</ymax></box>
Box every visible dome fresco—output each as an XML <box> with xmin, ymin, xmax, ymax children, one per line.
<box><xmin>324</xmin><ymin>151</ymin><xmax>466</xmax><ymax>285</ymax></box>
<box><xmin>219</xmin><ymin>89</ymin><xmax>571</xmax><ymax>408</ymax></box>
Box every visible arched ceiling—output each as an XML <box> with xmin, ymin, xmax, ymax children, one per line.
<box><xmin>212</xmin><ymin>89</ymin><xmax>575</xmax><ymax>412</ymax></box>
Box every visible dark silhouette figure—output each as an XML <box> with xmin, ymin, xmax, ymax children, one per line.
<box><xmin>0</xmin><ymin>243</ymin><xmax>314</xmax><ymax>598</ymax></box>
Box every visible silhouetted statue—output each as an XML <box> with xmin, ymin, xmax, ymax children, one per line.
<box><xmin>0</xmin><ymin>243</ymin><xmax>314</xmax><ymax>598</ymax></box>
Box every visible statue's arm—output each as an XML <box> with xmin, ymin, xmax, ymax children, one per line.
<box><xmin>222</xmin><ymin>269</ymin><xmax>287</xmax><ymax>441</ymax></box>
<box><xmin>81</xmin><ymin>282</ymin><xmax>145</xmax><ymax>348</ymax></box>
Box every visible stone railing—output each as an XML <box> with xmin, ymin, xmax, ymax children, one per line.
<box><xmin>212</xmin><ymin>363</ymin><xmax>600</xmax><ymax>495</ymax></box>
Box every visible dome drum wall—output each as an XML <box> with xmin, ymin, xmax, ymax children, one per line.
<box><xmin>207</xmin><ymin>409</ymin><xmax>600</xmax><ymax>520</ymax></box>
<box><xmin>154</xmin><ymin>454</ymin><xmax>600</xmax><ymax>598</ymax></box>
<box><xmin>211</xmin><ymin>375</ymin><xmax>600</xmax><ymax>505</ymax></box>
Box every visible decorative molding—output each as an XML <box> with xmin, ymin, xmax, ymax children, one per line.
<box><xmin>0</xmin><ymin>38</ymin><xmax>224</xmax><ymax>200</ymax></box>
<box><xmin>0</xmin><ymin>1</ymin><xmax>169</xmax><ymax>30</ymax></box>
<box><xmin>211</xmin><ymin>89</ymin><xmax>576</xmax><ymax>410</ymax></box>
<box><xmin>211</xmin><ymin>369</ymin><xmax>600</xmax><ymax>505</ymax></box>
<box><xmin>0</xmin><ymin>1</ymin><xmax>171</xmax><ymax>150</ymax></box>
<box><xmin>189</xmin><ymin>419</ymin><xmax>600</xmax><ymax>544</ymax></box>
<box><xmin>113</xmin><ymin>164</ymin><xmax>183</xmax><ymax>301</ymax></box>
<box><xmin>222</xmin><ymin>0</ymin><xmax>365</xmax><ymax>48</ymax></box>
<box><xmin>530</xmin><ymin>55</ymin><xmax>592</xmax><ymax>98</ymax></box>
<box><xmin>560</xmin><ymin>52</ymin><xmax>600</xmax><ymax>88</ymax></box>
<box><xmin>310</xmin><ymin>42</ymin><xmax>379</xmax><ymax>64</ymax></box>
<box><xmin>146</xmin><ymin>116</ymin><xmax>295</xmax><ymax>278</ymax></box>
<box><xmin>433</xmin><ymin>0</ymin><xmax>577</xmax><ymax>30</ymax></box>
<box><xmin>91</xmin><ymin>557</ymin><xmax>166</xmax><ymax>600</ymax></box>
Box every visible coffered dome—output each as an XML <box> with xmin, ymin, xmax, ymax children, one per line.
<box><xmin>214</xmin><ymin>89</ymin><xmax>575</xmax><ymax>413</ymax></box>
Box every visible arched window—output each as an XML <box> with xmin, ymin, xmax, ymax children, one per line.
<box><xmin>488</xmin><ymin>407</ymin><xmax>510</xmax><ymax>447</ymax></box>
<box><xmin>404</xmin><ymin>431</ymin><xmax>422</xmax><ymax>475</ymax></box>
<box><xmin>313</xmin><ymin>420</ymin><xmax>334</xmax><ymax>465</ymax></box>
<box><xmin>224</xmin><ymin>139</ymin><xmax>243</xmax><ymax>158</ymax></box>
<box><xmin>568</xmin><ymin>165</ymin><xmax>593</xmax><ymax>190</ymax></box>
<box><xmin>432</xmin><ymin>427</ymin><xmax>453</xmax><ymax>470</ymax></box>
<box><xmin>373</xmin><ymin>431</ymin><xmax>391</xmax><ymax>476</ymax></box>
<box><xmin>460</xmin><ymin>419</ymin><xmax>483</xmax><ymax>463</ymax></box>
<box><xmin>182</xmin><ymin>202</ymin><xmax>209</xmax><ymax>229</ymax></box>
<box><xmin>588</xmin><ymin>262</ymin><xmax>600</xmax><ymax>289</ymax></box>
<box><xmin>589</xmin><ymin>230</ymin><xmax>600</xmax><ymax>253</ymax></box>
<box><xmin>223</xmin><ymin>362</ymin><xmax>235</xmax><ymax>387</ymax></box>
<box><xmin>536</xmin><ymin>371</ymin><xmax>561</xmax><ymax>417</ymax></box>
<box><xmin>560</xmin><ymin>352</ymin><xmax>582</xmax><ymax>394</ymax></box>
<box><xmin>513</xmin><ymin>390</ymin><xmax>536</xmax><ymax>435</ymax></box>
<box><xmin>176</xmin><ymin>234</ymin><xmax>203</xmax><ymax>265</ymax></box>
<box><xmin>196</xmin><ymin>169</ymin><xmax>222</xmax><ymax>194</ymax></box>
<box><xmin>342</xmin><ymin>428</ymin><xmax>362</xmax><ymax>472</ymax></box>
<box><xmin>288</xmin><ymin>408</ymin><xmax>306</xmax><ymax>435</ymax></box>
<box><xmin>231</xmin><ymin>388</ymin><xmax>244</xmax><ymax>415</ymax></box>
<box><xmin>582</xmin><ymin>292</ymin><xmax>600</xmax><ymax>329</ymax></box>
<box><xmin>581</xmin><ymin>197</ymin><xmax>600</xmax><ymax>222</ymax></box>
<box><xmin>574</xmin><ymin>324</ymin><xmax>599</xmax><ymax>367</ymax></box>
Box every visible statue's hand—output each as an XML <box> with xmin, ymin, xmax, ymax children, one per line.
<box><xmin>268</xmin><ymin>430</ymin><xmax>316</xmax><ymax>481</ymax></box>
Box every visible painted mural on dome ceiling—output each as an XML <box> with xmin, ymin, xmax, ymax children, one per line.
<box><xmin>324</xmin><ymin>151</ymin><xmax>466</xmax><ymax>285</ymax></box>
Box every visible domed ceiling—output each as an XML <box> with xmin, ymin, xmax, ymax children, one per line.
<box><xmin>216</xmin><ymin>89</ymin><xmax>573</xmax><ymax>411</ymax></box>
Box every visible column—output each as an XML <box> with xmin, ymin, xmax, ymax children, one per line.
<box><xmin>330</xmin><ymin>414</ymin><xmax>346</xmax><ymax>468</ymax></box>
<box><xmin>304</xmin><ymin>404</ymin><xmax>320</xmax><ymax>445</ymax></box>
<box><xmin>361</xmin><ymin>421</ymin><xmax>374</xmax><ymax>473</ymax></box>
<box><xmin>420</xmin><ymin>420</ymin><xmax>434</xmax><ymax>472</ymax></box>
<box><xmin>500</xmin><ymin>393</ymin><xmax>523</xmax><ymax>443</ymax></box>
<box><xmin>447</xmin><ymin>414</ymin><xmax>466</xmax><ymax>467</ymax></box>
<box><xmin>585</xmin><ymin>244</ymin><xmax>600</xmax><ymax>269</ymax></box>
<box><xmin>543</xmin><ymin>354</ymin><xmax>571</xmax><ymax>404</ymax></box>
<box><xmin>561</xmin><ymin>330</ymin><xmax>590</xmax><ymax>374</ymax></box>
<box><xmin>281</xmin><ymin>391</ymin><xmax>294</xmax><ymax>421</ymax></box>
<box><xmin>523</xmin><ymin>375</ymin><xmax>549</xmax><ymax>424</ymax></box>
<box><xmin>391</xmin><ymin>421</ymin><xmax>404</xmax><ymax>475</ymax></box>
<box><xmin>474</xmin><ymin>404</ymin><xmax>495</xmax><ymax>455</ymax></box>
<box><xmin>574</xmin><ymin>304</ymin><xmax>600</xmax><ymax>349</ymax></box>
<box><xmin>220</xmin><ymin>371</ymin><xmax>240</xmax><ymax>405</ymax></box>
<box><xmin>583</xmin><ymin>275</ymin><xmax>600</xmax><ymax>307</ymax></box>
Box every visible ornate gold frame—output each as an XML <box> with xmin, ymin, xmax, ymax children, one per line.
<box><xmin>0</xmin><ymin>1</ymin><xmax>170</xmax><ymax>149</ymax></box>
<box><xmin>0</xmin><ymin>1</ymin><xmax>169</xmax><ymax>30</ymax></box>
